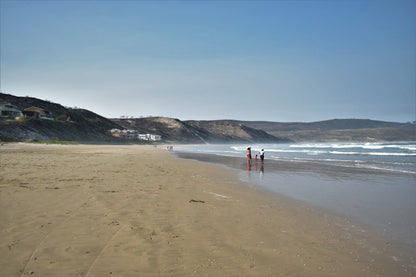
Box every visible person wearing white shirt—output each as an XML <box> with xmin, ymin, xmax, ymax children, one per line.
<box><xmin>259</xmin><ymin>149</ymin><xmax>265</xmax><ymax>163</ymax></box>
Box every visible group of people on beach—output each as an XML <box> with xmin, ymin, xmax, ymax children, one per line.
<box><xmin>246</xmin><ymin>147</ymin><xmax>264</xmax><ymax>166</ymax></box>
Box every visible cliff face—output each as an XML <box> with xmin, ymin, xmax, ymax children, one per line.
<box><xmin>184</xmin><ymin>120</ymin><xmax>285</xmax><ymax>143</ymax></box>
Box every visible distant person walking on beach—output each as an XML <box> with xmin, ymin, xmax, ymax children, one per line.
<box><xmin>259</xmin><ymin>149</ymin><xmax>265</xmax><ymax>163</ymax></box>
<box><xmin>246</xmin><ymin>147</ymin><xmax>252</xmax><ymax>166</ymax></box>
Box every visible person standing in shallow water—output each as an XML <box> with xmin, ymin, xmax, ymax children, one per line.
<box><xmin>246</xmin><ymin>147</ymin><xmax>252</xmax><ymax>166</ymax></box>
<box><xmin>259</xmin><ymin>149</ymin><xmax>265</xmax><ymax>163</ymax></box>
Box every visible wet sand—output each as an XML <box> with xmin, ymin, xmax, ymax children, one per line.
<box><xmin>176</xmin><ymin>152</ymin><xmax>416</xmax><ymax>248</ymax></box>
<box><xmin>1</xmin><ymin>144</ymin><xmax>415</xmax><ymax>276</ymax></box>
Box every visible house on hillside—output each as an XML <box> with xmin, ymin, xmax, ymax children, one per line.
<box><xmin>23</xmin><ymin>106</ymin><xmax>53</xmax><ymax>120</ymax></box>
<box><xmin>109</xmin><ymin>129</ymin><xmax>162</xmax><ymax>141</ymax></box>
<box><xmin>0</xmin><ymin>103</ymin><xmax>23</xmax><ymax>118</ymax></box>
<box><xmin>137</xmin><ymin>133</ymin><xmax>162</xmax><ymax>141</ymax></box>
<box><xmin>148</xmin><ymin>134</ymin><xmax>162</xmax><ymax>141</ymax></box>
<box><xmin>138</xmin><ymin>134</ymin><xmax>149</xmax><ymax>140</ymax></box>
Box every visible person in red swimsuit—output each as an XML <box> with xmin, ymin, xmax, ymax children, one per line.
<box><xmin>246</xmin><ymin>147</ymin><xmax>252</xmax><ymax>166</ymax></box>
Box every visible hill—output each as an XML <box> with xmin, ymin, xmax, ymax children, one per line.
<box><xmin>234</xmin><ymin>119</ymin><xmax>416</xmax><ymax>142</ymax></box>
<box><xmin>0</xmin><ymin>93</ymin><xmax>122</xmax><ymax>142</ymax></box>
<box><xmin>112</xmin><ymin>117</ymin><xmax>202</xmax><ymax>143</ymax></box>
<box><xmin>112</xmin><ymin>117</ymin><xmax>284</xmax><ymax>143</ymax></box>
<box><xmin>1</xmin><ymin>93</ymin><xmax>284</xmax><ymax>143</ymax></box>
<box><xmin>1</xmin><ymin>93</ymin><xmax>414</xmax><ymax>143</ymax></box>
<box><xmin>233</xmin><ymin>119</ymin><xmax>413</xmax><ymax>131</ymax></box>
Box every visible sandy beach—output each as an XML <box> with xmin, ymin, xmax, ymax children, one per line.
<box><xmin>0</xmin><ymin>144</ymin><xmax>415</xmax><ymax>276</ymax></box>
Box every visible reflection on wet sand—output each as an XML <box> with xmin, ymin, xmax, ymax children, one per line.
<box><xmin>175</xmin><ymin>151</ymin><xmax>416</xmax><ymax>248</ymax></box>
<box><xmin>248</xmin><ymin>159</ymin><xmax>264</xmax><ymax>179</ymax></box>
<box><xmin>260</xmin><ymin>163</ymin><xmax>264</xmax><ymax>179</ymax></box>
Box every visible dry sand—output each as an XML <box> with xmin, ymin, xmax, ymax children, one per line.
<box><xmin>0</xmin><ymin>143</ymin><xmax>414</xmax><ymax>276</ymax></box>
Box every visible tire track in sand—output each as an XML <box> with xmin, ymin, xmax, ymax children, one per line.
<box><xmin>19</xmin><ymin>197</ymin><xmax>90</xmax><ymax>277</ymax></box>
<box><xmin>84</xmin><ymin>225</ymin><xmax>125</xmax><ymax>277</ymax></box>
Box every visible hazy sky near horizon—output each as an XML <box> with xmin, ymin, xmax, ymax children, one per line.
<box><xmin>1</xmin><ymin>0</ymin><xmax>415</xmax><ymax>122</ymax></box>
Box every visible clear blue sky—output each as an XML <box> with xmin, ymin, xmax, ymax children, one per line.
<box><xmin>1</xmin><ymin>0</ymin><xmax>415</xmax><ymax>122</ymax></box>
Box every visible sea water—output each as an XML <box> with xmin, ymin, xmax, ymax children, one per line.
<box><xmin>175</xmin><ymin>142</ymin><xmax>416</xmax><ymax>247</ymax></box>
<box><xmin>175</xmin><ymin>142</ymin><xmax>416</xmax><ymax>174</ymax></box>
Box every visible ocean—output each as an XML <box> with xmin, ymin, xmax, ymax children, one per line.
<box><xmin>175</xmin><ymin>142</ymin><xmax>416</xmax><ymax>174</ymax></box>
<box><xmin>175</xmin><ymin>142</ymin><xmax>416</xmax><ymax>248</ymax></box>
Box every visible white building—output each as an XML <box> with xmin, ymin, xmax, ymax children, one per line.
<box><xmin>110</xmin><ymin>129</ymin><xmax>162</xmax><ymax>141</ymax></box>
<box><xmin>138</xmin><ymin>134</ymin><xmax>149</xmax><ymax>140</ymax></box>
<box><xmin>148</xmin><ymin>134</ymin><xmax>162</xmax><ymax>141</ymax></box>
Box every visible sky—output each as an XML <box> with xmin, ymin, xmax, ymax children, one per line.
<box><xmin>1</xmin><ymin>0</ymin><xmax>415</xmax><ymax>123</ymax></box>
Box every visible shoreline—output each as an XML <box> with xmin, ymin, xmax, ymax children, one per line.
<box><xmin>175</xmin><ymin>151</ymin><xmax>416</xmax><ymax>249</ymax></box>
<box><xmin>1</xmin><ymin>143</ymin><xmax>415</xmax><ymax>276</ymax></box>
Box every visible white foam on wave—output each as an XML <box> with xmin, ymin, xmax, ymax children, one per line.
<box><xmin>363</xmin><ymin>144</ymin><xmax>416</xmax><ymax>151</ymax></box>
<box><xmin>289</xmin><ymin>143</ymin><xmax>358</xmax><ymax>149</ymax></box>
<box><xmin>230</xmin><ymin>146</ymin><xmax>247</xmax><ymax>151</ymax></box>
<box><xmin>268</xmin><ymin>155</ymin><xmax>416</xmax><ymax>174</ymax></box>
<box><xmin>289</xmin><ymin>142</ymin><xmax>416</xmax><ymax>151</ymax></box>
<box><xmin>268</xmin><ymin>149</ymin><xmax>416</xmax><ymax>156</ymax></box>
<box><xmin>268</xmin><ymin>149</ymin><xmax>324</xmax><ymax>154</ymax></box>
<box><xmin>178</xmin><ymin>144</ymin><xmax>416</xmax><ymax>174</ymax></box>
<box><xmin>365</xmin><ymin>152</ymin><xmax>416</xmax><ymax>156</ymax></box>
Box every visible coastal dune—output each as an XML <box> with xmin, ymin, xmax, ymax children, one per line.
<box><xmin>0</xmin><ymin>144</ymin><xmax>413</xmax><ymax>276</ymax></box>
